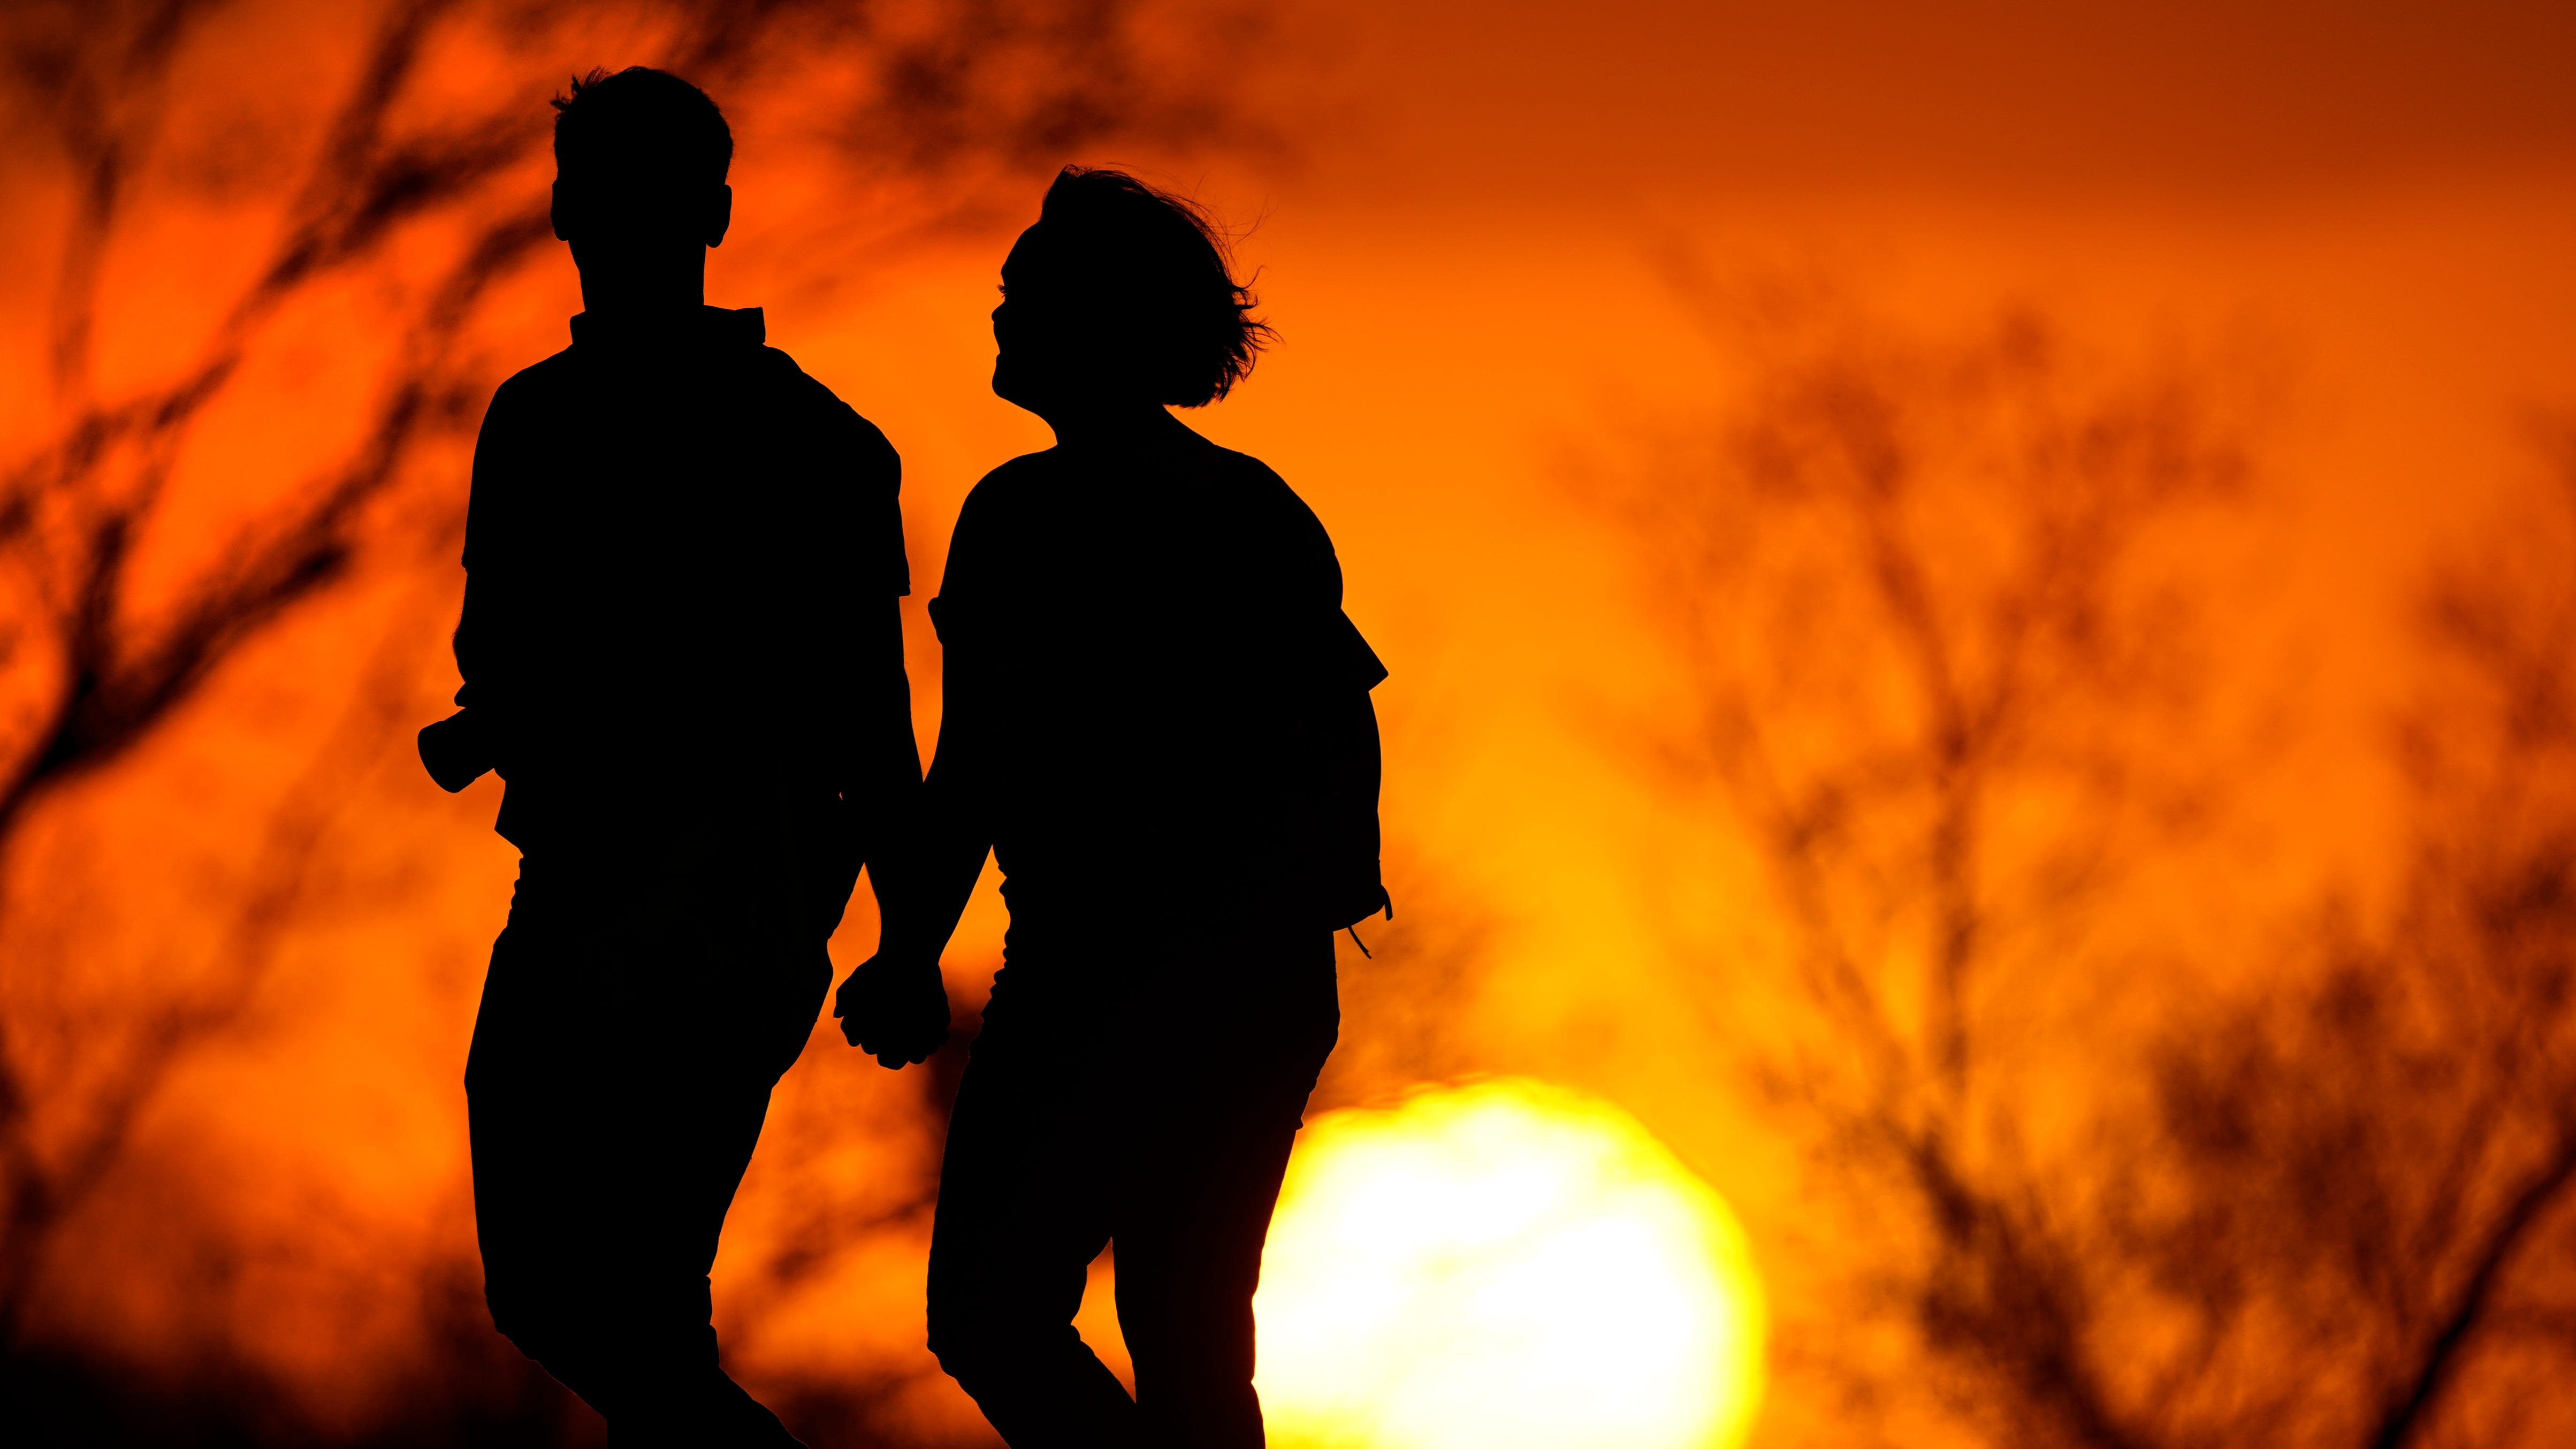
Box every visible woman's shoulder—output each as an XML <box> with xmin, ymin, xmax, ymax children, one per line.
<box><xmin>1196</xmin><ymin>444</ymin><xmax>1333</xmax><ymax>551</ymax></box>
<box><xmin>948</xmin><ymin>451</ymin><xmax>1073</xmax><ymax>563</ymax></box>
<box><xmin>957</xmin><ymin>449</ymin><xmax>1059</xmax><ymax>512</ymax></box>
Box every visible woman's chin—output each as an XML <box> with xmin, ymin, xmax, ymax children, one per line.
<box><xmin>990</xmin><ymin>362</ymin><xmax>1045</xmax><ymax>411</ymax></box>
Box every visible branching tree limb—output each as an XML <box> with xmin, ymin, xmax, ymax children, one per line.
<box><xmin>1602</xmin><ymin>279</ymin><xmax>2576</xmax><ymax>1448</ymax></box>
<box><xmin>0</xmin><ymin>0</ymin><xmax>1272</xmax><ymax>1390</ymax></box>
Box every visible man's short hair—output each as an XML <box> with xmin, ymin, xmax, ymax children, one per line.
<box><xmin>551</xmin><ymin>66</ymin><xmax>732</xmax><ymax>194</ymax></box>
<box><xmin>1036</xmin><ymin>167</ymin><xmax>1274</xmax><ymax>408</ymax></box>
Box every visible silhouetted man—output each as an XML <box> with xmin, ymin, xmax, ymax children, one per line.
<box><xmin>418</xmin><ymin>67</ymin><xmax>916</xmax><ymax>1448</ymax></box>
<box><xmin>839</xmin><ymin>167</ymin><xmax>1387</xmax><ymax>1449</ymax></box>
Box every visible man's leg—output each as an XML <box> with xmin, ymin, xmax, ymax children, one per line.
<box><xmin>468</xmin><ymin>861</ymin><xmax>820</xmax><ymax>1447</ymax></box>
<box><xmin>469</xmin><ymin>894</ymin><xmax>628</xmax><ymax>1413</ymax></box>
<box><xmin>926</xmin><ymin>972</ymin><xmax>1137</xmax><ymax>1447</ymax></box>
<box><xmin>596</xmin><ymin>1050</ymin><xmax>803</xmax><ymax>1449</ymax></box>
<box><xmin>1114</xmin><ymin>932</ymin><xmax>1338</xmax><ymax>1449</ymax></box>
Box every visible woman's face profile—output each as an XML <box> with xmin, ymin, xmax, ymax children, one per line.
<box><xmin>992</xmin><ymin>226</ymin><xmax>1070</xmax><ymax>415</ymax></box>
<box><xmin>990</xmin><ymin>223</ymin><xmax>1140</xmax><ymax>420</ymax></box>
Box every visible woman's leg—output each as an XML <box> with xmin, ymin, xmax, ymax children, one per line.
<box><xmin>1114</xmin><ymin>932</ymin><xmax>1339</xmax><ymax>1449</ymax></box>
<box><xmin>927</xmin><ymin>973</ymin><xmax>1139</xmax><ymax>1447</ymax></box>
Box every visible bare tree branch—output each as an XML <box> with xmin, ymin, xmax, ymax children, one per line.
<box><xmin>0</xmin><ymin>0</ymin><xmax>1279</xmax><ymax>1396</ymax></box>
<box><xmin>2373</xmin><ymin>1133</ymin><xmax>2576</xmax><ymax>1449</ymax></box>
<box><xmin>1591</xmin><ymin>278</ymin><xmax>2576</xmax><ymax>1448</ymax></box>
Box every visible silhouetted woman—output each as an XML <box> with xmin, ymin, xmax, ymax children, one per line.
<box><xmin>835</xmin><ymin>167</ymin><xmax>1389</xmax><ymax>1448</ymax></box>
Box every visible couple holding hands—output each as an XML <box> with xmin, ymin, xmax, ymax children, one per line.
<box><xmin>418</xmin><ymin>65</ymin><xmax>1385</xmax><ymax>1449</ymax></box>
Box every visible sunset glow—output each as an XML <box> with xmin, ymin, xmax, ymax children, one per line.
<box><xmin>1254</xmin><ymin>1080</ymin><xmax>1765</xmax><ymax>1449</ymax></box>
<box><xmin>12</xmin><ymin>2</ymin><xmax>2576</xmax><ymax>1445</ymax></box>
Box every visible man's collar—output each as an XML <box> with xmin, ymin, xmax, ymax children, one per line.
<box><xmin>568</xmin><ymin>304</ymin><xmax>765</xmax><ymax>350</ymax></box>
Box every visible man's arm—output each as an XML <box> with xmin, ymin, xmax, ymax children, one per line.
<box><xmin>850</xmin><ymin>596</ymin><xmax>924</xmax><ymax>853</ymax></box>
<box><xmin>834</xmin><ymin>619</ymin><xmax>993</xmax><ymax>1069</ymax></box>
<box><xmin>809</xmin><ymin>594</ymin><xmax>920</xmax><ymax>939</ymax></box>
<box><xmin>421</xmin><ymin>384</ymin><xmax>524</xmax><ymax>792</ymax></box>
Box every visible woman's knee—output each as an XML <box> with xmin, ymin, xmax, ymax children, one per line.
<box><xmin>484</xmin><ymin>1266</ymin><xmax>595</xmax><ymax>1377</ymax></box>
<box><xmin>470</xmin><ymin>1201</ymin><xmax>607</xmax><ymax>1375</ymax></box>
<box><xmin>926</xmin><ymin>1264</ymin><xmax>1083</xmax><ymax>1387</ymax></box>
<box><xmin>923</xmin><ymin>1268</ymin><xmax>1005</xmax><ymax>1376</ymax></box>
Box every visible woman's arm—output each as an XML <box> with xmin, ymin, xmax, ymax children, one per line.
<box><xmin>871</xmin><ymin>692</ymin><xmax>993</xmax><ymax>963</ymax></box>
<box><xmin>835</xmin><ymin>607</ymin><xmax>994</xmax><ymax>1069</ymax></box>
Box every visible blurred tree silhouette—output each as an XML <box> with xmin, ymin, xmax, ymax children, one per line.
<box><xmin>1306</xmin><ymin>851</ymin><xmax>1493</xmax><ymax>1113</ymax></box>
<box><xmin>1606</xmin><ymin>278</ymin><xmax>2576</xmax><ymax>1447</ymax></box>
<box><xmin>2137</xmin><ymin>444</ymin><xmax>2576</xmax><ymax>1449</ymax></box>
<box><xmin>0</xmin><ymin>0</ymin><xmax>1266</xmax><ymax>1435</ymax></box>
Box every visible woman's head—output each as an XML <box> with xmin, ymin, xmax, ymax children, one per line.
<box><xmin>992</xmin><ymin>168</ymin><xmax>1274</xmax><ymax>417</ymax></box>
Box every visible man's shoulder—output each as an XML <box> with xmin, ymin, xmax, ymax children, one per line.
<box><xmin>748</xmin><ymin>344</ymin><xmax>897</xmax><ymax>464</ymax></box>
<box><xmin>471</xmin><ymin>352</ymin><xmax>581</xmax><ymax>467</ymax></box>
<box><xmin>487</xmin><ymin>347</ymin><xmax>578</xmax><ymax>410</ymax></box>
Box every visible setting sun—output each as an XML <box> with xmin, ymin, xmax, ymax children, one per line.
<box><xmin>1254</xmin><ymin>1079</ymin><xmax>1766</xmax><ymax>1449</ymax></box>
<box><xmin>17</xmin><ymin>3</ymin><xmax>2576</xmax><ymax>1445</ymax></box>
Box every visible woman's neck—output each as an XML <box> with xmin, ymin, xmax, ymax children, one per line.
<box><xmin>1045</xmin><ymin>402</ymin><xmax>1192</xmax><ymax>452</ymax></box>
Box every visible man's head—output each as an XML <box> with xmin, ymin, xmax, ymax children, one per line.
<box><xmin>992</xmin><ymin>167</ymin><xmax>1272</xmax><ymax>416</ymax></box>
<box><xmin>549</xmin><ymin>67</ymin><xmax>733</xmax><ymax>304</ymax></box>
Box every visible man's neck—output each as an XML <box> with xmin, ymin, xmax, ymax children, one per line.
<box><xmin>576</xmin><ymin>258</ymin><xmax>708</xmax><ymax>319</ymax></box>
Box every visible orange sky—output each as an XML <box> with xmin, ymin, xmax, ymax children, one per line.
<box><xmin>1322</xmin><ymin>1</ymin><xmax>2576</xmax><ymax>200</ymax></box>
<box><xmin>822</xmin><ymin>0</ymin><xmax>2576</xmax><ymax>1075</ymax></box>
<box><xmin>10</xmin><ymin>1</ymin><xmax>2576</xmax><ymax>1442</ymax></box>
<box><xmin>780</xmin><ymin>13</ymin><xmax>2576</xmax><ymax>1431</ymax></box>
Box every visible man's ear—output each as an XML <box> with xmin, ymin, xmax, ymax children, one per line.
<box><xmin>706</xmin><ymin>182</ymin><xmax>733</xmax><ymax>249</ymax></box>
<box><xmin>550</xmin><ymin>179</ymin><xmax>574</xmax><ymax>242</ymax></box>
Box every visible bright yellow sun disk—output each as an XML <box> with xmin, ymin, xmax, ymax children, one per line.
<box><xmin>1254</xmin><ymin>1078</ymin><xmax>1766</xmax><ymax>1449</ymax></box>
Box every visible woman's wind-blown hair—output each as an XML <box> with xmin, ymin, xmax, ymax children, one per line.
<box><xmin>1038</xmin><ymin>166</ymin><xmax>1276</xmax><ymax>407</ymax></box>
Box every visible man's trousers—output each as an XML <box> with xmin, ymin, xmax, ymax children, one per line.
<box><xmin>465</xmin><ymin>854</ymin><xmax>827</xmax><ymax>1447</ymax></box>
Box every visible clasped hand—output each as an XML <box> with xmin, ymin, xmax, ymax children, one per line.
<box><xmin>834</xmin><ymin>951</ymin><xmax>950</xmax><ymax>1070</ymax></box>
